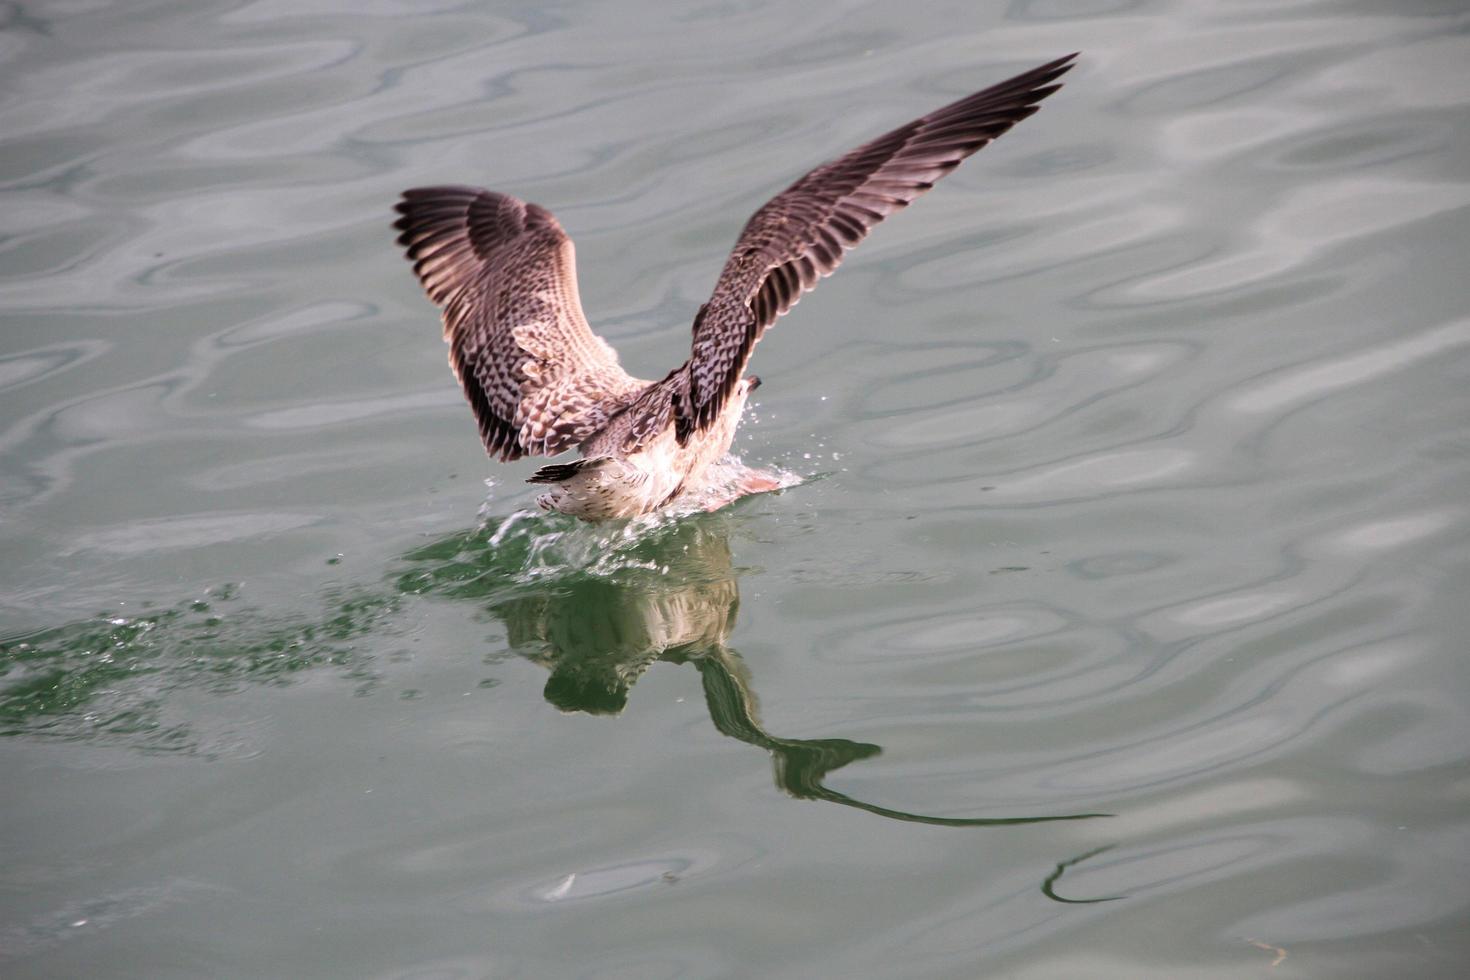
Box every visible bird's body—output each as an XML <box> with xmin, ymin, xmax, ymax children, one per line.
<box><xmin>526</xmin><ymin>376</ymin><xmax>761</xmax><ymax>519</ymax></box>
<box><xmin>395</xmin><ymin>54</ymin><xmax>1077</xmax><ymax>520</ymax></box>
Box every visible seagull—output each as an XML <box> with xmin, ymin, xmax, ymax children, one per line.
<box><xmin>395</xmin><ymin>53</ymin><xmax>1077</xmax><ymax>520</ymax></box>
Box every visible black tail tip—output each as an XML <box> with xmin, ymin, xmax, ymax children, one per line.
<box><xmin>527</xmin><ymin>456</ymin><xmax>611</xmax><ymax>485</ymax></box>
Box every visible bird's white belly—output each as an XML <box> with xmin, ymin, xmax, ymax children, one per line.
<box><xmin>536</xmin><ymin>434</ymin><xmax>688</xmax><ymax>520</ymax></box>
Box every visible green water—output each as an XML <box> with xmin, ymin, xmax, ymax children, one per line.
<box><xmin>3</xmin><ymin>1</ymin><xmax>1469</xmax><ymax>977</ymax></box>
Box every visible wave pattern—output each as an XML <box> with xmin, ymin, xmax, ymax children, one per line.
<box><xmin>2</xmin><ymin>0</ymin><xmax>1468</xmax><ymax>976</ymax></box>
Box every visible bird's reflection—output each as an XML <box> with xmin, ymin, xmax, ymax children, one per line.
<box><xmin>410</xmin><ymin>512</ymin><xmax>1107</xmax><ymax>828</ymax></box>
<box><xmin>6</xmin><ymin>506</ymin><xmax>1118</xmax><ymax>897</ymax></box>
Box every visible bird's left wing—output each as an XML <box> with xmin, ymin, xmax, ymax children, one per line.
<box><xmin>674</xmin><ymin>53</ymin><xmax>1078</xmax><ymax>442</ymax></box>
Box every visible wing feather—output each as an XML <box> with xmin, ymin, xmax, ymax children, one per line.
<box><xmin>676</xmin><ymin>53</ymin><xmax>1078</xmax><ymax>441</ymax></box>
<box><xmin>394</xmin><ymin>186</ymin><xmax>644</xmax><ymax>460</ymax></box>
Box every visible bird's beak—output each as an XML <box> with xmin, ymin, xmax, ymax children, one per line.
<box><xmin>747</xmin><ymin>375</ymin><xmax>762</xmax><ymax>392</ymax></box>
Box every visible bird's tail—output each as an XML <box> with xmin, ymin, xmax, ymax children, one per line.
<box><xmin>526</xmin><ymin>456</ymin><xmax>613</xmax><ymax>485</ymax></box>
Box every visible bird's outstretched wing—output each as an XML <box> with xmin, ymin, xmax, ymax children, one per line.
<box><xmin>394</xmin><ymin>186</ymin><xmax>645</xmax><ymax>460</ymax></box>
<box><xmin>675</xmin><ymin>52</ymin><xmax>1078</xmax><ymax>442</ymax></box>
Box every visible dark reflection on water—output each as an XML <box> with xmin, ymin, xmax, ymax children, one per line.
<box><xmin>2</xmin><ymin>510</ymin><xmax>1109</xmax><ymax>833</ymax></box>
<box><xmin>452</xmin><ymin>515</ymin><xmax>1110</xmax><ymax>827</ymax></box>
<box><xmin>1041</xmin><ymin>844</ymin><xmax>1123</xmax><ymax>905</ymax></box>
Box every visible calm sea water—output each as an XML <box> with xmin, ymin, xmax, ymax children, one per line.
<box><xmin>3</xmin><ymin>1</ymin><xmax>1469</xmax><ymax>977</ymax></box>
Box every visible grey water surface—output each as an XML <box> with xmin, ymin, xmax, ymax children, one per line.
<box><xmin>3</xmin><ymin>1</ymin><xmax>1469</xmax><ymax>977</ymax></box>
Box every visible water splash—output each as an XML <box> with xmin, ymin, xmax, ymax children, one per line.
<box><xmin>0</xmin><ymin>581</ymin><xmax>396</xmax><ymax>752</ymax></box>
<box><xmin>0</xmin><ymin>506</ymin><xmax>747</xmax><ymax>751</ymax></box>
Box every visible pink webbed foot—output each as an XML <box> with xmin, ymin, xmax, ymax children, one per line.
<box><xmin>735</xmin><ymin>467</ymin><xmax>784</xmax><ymax>495</ymax></box>
<box><xmin>698</xmin><ymin>466</ymin><xmax>784</xmax><ymax>512</ymax></box>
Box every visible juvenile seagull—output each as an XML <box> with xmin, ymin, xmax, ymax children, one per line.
<box><xmin>395</xmin><ymin>53</ymin><xmax>1076</xmax><ymax>519</ymax></box>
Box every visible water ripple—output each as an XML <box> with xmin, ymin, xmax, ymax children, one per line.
<box><xmin>2</xmin><ymin>0</ymin><xmax>1469</xmax><ymax>975</ymax></box>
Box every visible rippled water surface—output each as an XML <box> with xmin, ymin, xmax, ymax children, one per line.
<box><xmin>3</xmin><ymin>1</ymin><xmax>1469</xmax><ymax>976</ymax></box>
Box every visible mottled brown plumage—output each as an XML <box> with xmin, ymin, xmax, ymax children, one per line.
<box><xmin>395</xmin><ymin>54</ymin><xmax>1077</xmax><ymax>519</ymax></box>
